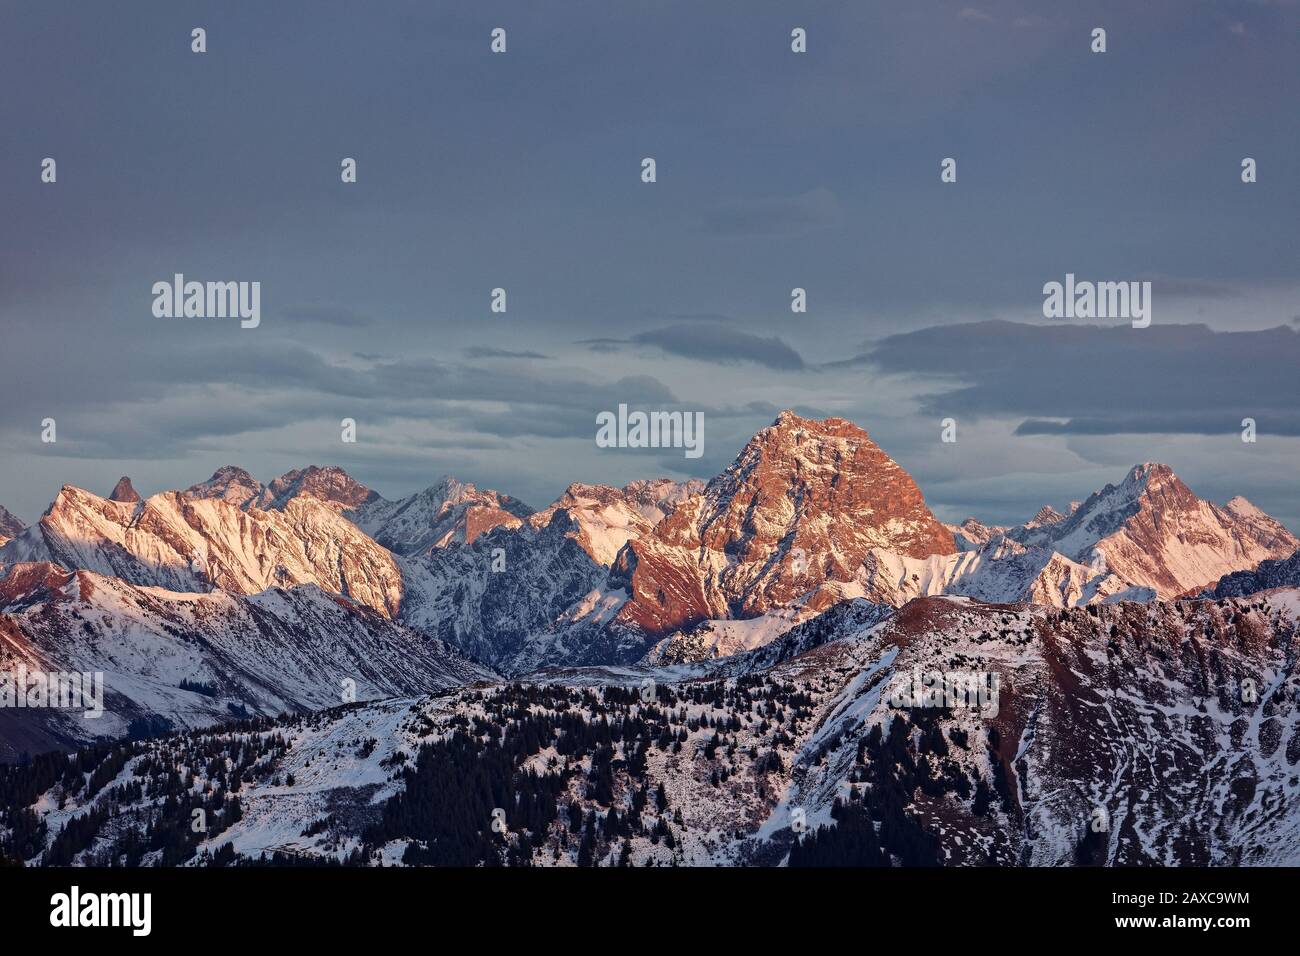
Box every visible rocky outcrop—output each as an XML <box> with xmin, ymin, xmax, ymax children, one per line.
<box><xmin>108</xmin><ymin>477</ymin><xmax>141</xmax><ymax>504</ymax></box>
<box><xmin>184</xmin><ymin>465</ymin><xmax>266</xmax><ymax>508</ymax></box>
<box><xmin>527</xmin><ymin>478</ymin><xmax>705</xmax><ymax>565</ymax></box>
<box><xmin>258</xmin><ymin>465</ymin><xmax>381</xmax><ymax>512</ymax></box>
<box><xmin>609</xmin><ymin>411</ymin><xmax>956</xmax><ymax>636</ymax></box>
<box><xmin>349</xmin><ymin>476</ymin><xmax>532</xmax><ymax>554</ymax></box>
<box><xmin>0</xmin><ymin>505</ymin><xmax>24</xmax><ymax>547</ymax></box>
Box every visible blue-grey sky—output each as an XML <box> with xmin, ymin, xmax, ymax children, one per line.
<box><xmin>2</xmin><ymin>0</ymin><xmax>1298</xmax><ymax>529</ymax></box>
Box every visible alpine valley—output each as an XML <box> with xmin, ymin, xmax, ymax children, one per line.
<box><xmin>2</xmin><ymin>412</ymin><xmax>1299</xmax><ymax>867</ymax></box>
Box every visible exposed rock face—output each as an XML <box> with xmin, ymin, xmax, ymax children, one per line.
<box><xmin>948</xmin><ymin>517</ymin><xmax>1007</xmax><ymax>552</ymax></box>
<box><xmin>641</xmin><ymin>529</ymin><xmax>1158</xmax><ymax>668</ymax></box>
<box><xmin>397</xmin><ymin>513</ymin><xmax>609</xmax><ymax>671</ymax></box>
<box><xmin>1206</xmin><ymin>548</ymin><xmax>1300</xmax><ymax>598</ymax></box>
<box><xmin>0</xmin><ymin>560</ymin><xmax>74</xmax><ymax>609</ymax></box>
<box><xmin>350</xmin><ymin>476</ymin><xmax>532</xmax><ymax>555</ymax></box>
<box><xmin>0</xmin><ymin>484</ymin><xmax>405</xmax><ymax>618</ymax></box>
<box><xmin>527</xmin><ymin>478</ymin><xmax>705</xmax><ymax>565</ymax></box>
<box><xmin>1009</xmin><ymin>464</ymin><xmax>1299</xmax><ymax>599</ymax></box>
<box><xmin>387</xmin><ymin>479</ymin><xmax>704</xmax><ymax>673</ymax></box>
<box><xmin>0</xmin><ymin>505</ymin><xmax>24</xmax><ymax>547</ymax></box>
<box><xmin>781</xmin><ymin>590</ymin><xmax>1300</xmax><ymax>865</ymax></box>
<box><xmin>185</xmin><ymin>464</ymin><xmax>381</xmax><ymax>514</ymax></box>
<box><xmin>108</xmin><ymin>477</ymin><xmax>141</xmax><ymax>504</ymax></box>
<box><xmin>1027</xmin><ymin>505</ymin><xmax>1065</xmax><ymax>528</ymax></box>
<box><xmin>184</xmin><ymin>466</ymin><xmax>266</xmax><ymax>508</ymax></box>
<box><xmin>185</xmin><ymin>466</ymin><xmax>531</xmax><ymax>554</ymax></box>
<box><xmin>258</xmin><ymin>465</ymin><xmax>381</xmax><ymax>512</ymax></box>
<box><xmin>609</xmin><ymin>411</ymin><xmax>956</xmax><ymax>636</ymax></box>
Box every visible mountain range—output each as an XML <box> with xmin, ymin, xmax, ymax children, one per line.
<box><xmin>1</xmin><ymin>410</ymin><xmax>1298</xmax><ymax>866</ymax></box>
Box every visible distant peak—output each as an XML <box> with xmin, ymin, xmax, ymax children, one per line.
<box><xmin>184</xmin><ymin>465</ymin><xmax>265</xmax><ymax>505</ymax></box>
<box><xmin>421</xmin><ymin>476</ymin><xmax>530</xmax><ymax>516</ymax></box>
<box><xmin>761</xmin><ymin>410</ymin><xmax>874</xmax><ymax>446</ymax></box>
<box><xmin>553</xmin><ymin>481</ymin><xmax>613</xmax><ymax>500</ymax></box>
<box><xmin>772</xmin><ymin>409</ymin><xmax>854</xmax><ymax>428</ymax></box>
<box><xmin>1224</xmin><ymin>495</ymin><xmax>1266</xmax><ymax>518</ymax></box>
<box><xmin>1030</xmin><ymin>505</ymin><xmax>1065</xmax><ymax>526</ymax></box>
<box><xmin>1125</xmin><ymin>462</ymin><xmax>1175</xmax><ymax>484</ymax></box>
<box><xmin>623</xmin><ymin>477</ymin><xmax>707</xmax><ymax>500</ymax></box>
<box><xmin>109</xmin><ymin>476</ymin><xmax>141</xmax><ymax>503</ymax></box>
<box><xmin>263</xmin><ymin>465</ymin><xmax>377</xmax><ymax>510</ymax></box>
<box><xmin>1114</xmin><ymin>463</ymin><xmax>1200</xmax><ymax>507</ymax></box>
<box><xmin>208</xmin><ymin>465</ymin><xmax>257</xmax><ymax>483</ymax></box>
<box><xmin>431</xmin><ymin>475</ymin><xmax>474</xmax><ymax>498</ymax></box>
<box><xmin>279</xmin><ymin>465</ymin><xmax>343</xmax><ymax>482</ymax></box>
<box><xmin>0</xmin><ymin>504</ymin><xmax>25</xmax><ymax>538</ymax></box>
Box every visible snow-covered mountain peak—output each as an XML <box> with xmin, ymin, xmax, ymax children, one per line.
<box><xmin>427</xmin><ymin>475</ymin><xmax>477</xmax><ymax>502</ymax></box>
<box><xmin>948</xmin><ymin>516</ymin><xmax>1008</xmax><ymax>552</ymax></box>
<box><xmin>0</xmin><ymin>481</ymin><xmax>405</xmax><ymax>618</ymax></box>
<box><xmin>1028</xmin><ymin>505</ymin><xmax>1065</xmax><ymax>527</ymax></box>
<box><xmin>4</xmin><ymin>424</ymin><xmax>1297</xmax><ymax>693</ymax></box>
<box><xmin>527</xmin><ymin>478</ymin><xmax>705</xmax><ymax>565</ymax></box>
<box><xmin>1009</xmin><ymin>462</ymin><xmax>1298</xmax><ymax>598</ymax></box>
<box><xmin>1115</xmin><ymin>461</ymin><xmax>1185</xmax><ymax>499</ymax></box>
<box><xmin>45</xmin><ymin>483</ymin><xmax>132</xmax><ymax>520</ymax></box>
<box><xmin>1224</xmin><ymin>495</ymin><xmax>1268</xmax><ymax>519</ymax></box>
<box><xmin>620</xmin><ymin>477</ymin><xmax>707</xmax><ymax>518</ymax></box>
<box><xmin>259</xmin><ymin>465</ymin><xmax>380</xmax><ymax>512</ymax></box>
<box><xmin>348</xmin><ymin>477</ymin><xmax>531</xmax><ymax>555</ymax></box>
<box><xmin>739</xmin><ymin>410</ymin><xmax>879</xmax><ymax>460</ymax></box>
<box><xmin>184</xmin><ymin>465</ymin><xmax>266</xmax><ymax>507</ymax></box>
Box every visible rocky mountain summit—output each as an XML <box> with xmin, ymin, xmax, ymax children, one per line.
<box><xmin>608</xmin><ymin>411</ymin><xmax>956</xmax><ymax>637</ymax></box>
<box><xmin>1008</xmin><ymin>463</ymin><xmax>1297</xmax><ymax>598</ymax></box>
<box><xmin>0</xmin><ymin>506</ymin><xmax>24</xmax><ymax>547</ymax></box>
<box><xmin>107</xmin><ymin>477</ymin><xmax>141</xmax><ymax>504</ymax></box>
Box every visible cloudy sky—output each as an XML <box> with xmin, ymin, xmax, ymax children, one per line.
<box><xmin>2</xmin><ymin>0</ymin><xmax>1297</xmax><ymax>529</ymax></box>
